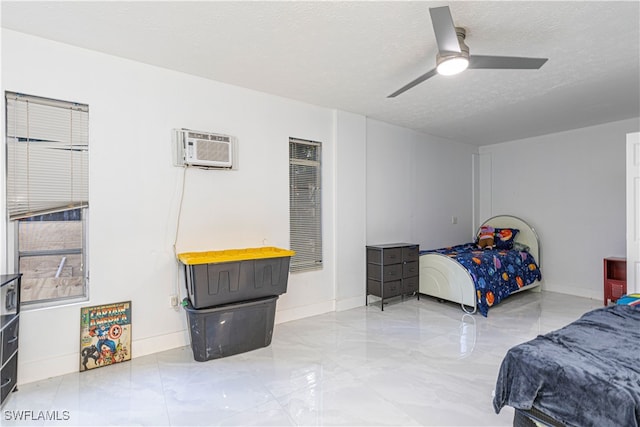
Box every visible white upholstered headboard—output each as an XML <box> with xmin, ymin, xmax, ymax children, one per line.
<box><xmin>479</xmin><ymin>215</ymin><xmax>541</xmax><ymax>267</ymax></box>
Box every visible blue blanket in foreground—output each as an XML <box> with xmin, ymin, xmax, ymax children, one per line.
<box><xmin>493</xmin><ymin>305</ymin><xmax>640</xmax><ymax>427</ymax></box>
<box><xmin>421</xmin><ymin>243</ymin><xmax>541</xmax><ymax>316</ymax></box>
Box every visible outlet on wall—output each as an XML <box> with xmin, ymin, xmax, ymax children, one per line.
<box><xmin>169</xmin><ymin>294</ymin><xmax>179</xmax><ymax>307</ymax></box>
<box><xmin>451</xmin><ymin>216</ymin><xmax>458</xmax><ymax>224</ymax></box>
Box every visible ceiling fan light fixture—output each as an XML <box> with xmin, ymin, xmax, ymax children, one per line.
<box><xmin>436</xmin><ymin>55</ymin><xmax>469</xmax><ymax>76</ymax></box>
<box><xmin>389</xmin><ymin>9</ymin><xmax>548</xmax><ymax>97</ymax></box>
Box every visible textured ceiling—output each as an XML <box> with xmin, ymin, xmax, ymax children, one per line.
<box><xmin>2</xmin><ymin>1</ymin><xmax>639</xmax><ymax>145</ymax></box>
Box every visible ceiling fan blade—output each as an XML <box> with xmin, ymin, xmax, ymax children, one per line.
<box><xmin>468</xmin><ymin>55</ymin><xmax>548</xmax><ymax>70</ymax></box>
<box><xmin>429</xmin><ymin>6</ymin><xmax>461</xmax><ymax>54</ymax></box>
<box><xmin>388</xmin><ymin>68</ymin><xmax>438</xmax><ymax>98</ymax></box>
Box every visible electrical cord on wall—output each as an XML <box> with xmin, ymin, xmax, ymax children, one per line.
<box><xmin>173</xmin><ymin>165</ymin><xmax>188</xmax><ymax>254</ymax></box>
<box><xmin>172</xmin><ymin>166</ymin><xmax>188</xmax><ymax>304</ymax></box>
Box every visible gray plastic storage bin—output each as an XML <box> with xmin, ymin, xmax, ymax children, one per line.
<box><xmin>183</xmin><ymin>296</ymin><xmax>278</xmax><ymax>362</ymax></box>
<box><xmin>184</xmin><ymin>257</ymin><xmax>291</xmax><ymax>309</ymax></box>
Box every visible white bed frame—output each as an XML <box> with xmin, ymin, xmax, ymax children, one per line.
<box><xmin>418</xmin><ymin>215</ymin><xmax>542</xmax><ymax>314</ymax></box>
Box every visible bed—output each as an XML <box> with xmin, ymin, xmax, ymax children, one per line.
<box><xmin>493</xmin><ymin>304</ymin><xmax>640</xmax><ymax>427</ymax></box>
<box><xmin>418</xmin><ymin>215</ymin><xmax>542</xmax><ymax>316</ymax></box>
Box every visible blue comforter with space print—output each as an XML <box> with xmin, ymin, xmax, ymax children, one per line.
<box><xmin>421</xmin><ymin>243</ymin><xmax>542</xmax><ymax>316</ymax></box>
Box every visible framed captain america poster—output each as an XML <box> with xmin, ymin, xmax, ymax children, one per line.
<box><xmin>79</xmin><ymin>301</ymin><xmax>131</xmax><ymax>371</ymax></box>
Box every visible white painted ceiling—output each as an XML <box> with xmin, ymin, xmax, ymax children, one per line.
<box><xmin>2</xmin><ymin>1</ymin><xmax>639</xmax><ymax>145</ymax></box>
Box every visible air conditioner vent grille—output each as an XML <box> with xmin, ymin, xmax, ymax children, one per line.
<box><xmin>197</xmin><ymin>139</ymin><xmax>230</xmax><ymax>162</ymax></box>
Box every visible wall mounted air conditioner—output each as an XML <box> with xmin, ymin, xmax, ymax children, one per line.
<box><xmin>173</xmin><ymin>128</ymin><xmax>237</xmax><ymax>169</ymax></box>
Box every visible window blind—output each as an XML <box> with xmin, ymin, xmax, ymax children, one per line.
<box><xmin>289</xmin><ymin>138</ymin><xmax>322</xmax><ymax>272</ymax></box>
<box><xmin>6</xmin><ymin>92</ymin><xmax>89</xmax><ymax>220</ymax></box>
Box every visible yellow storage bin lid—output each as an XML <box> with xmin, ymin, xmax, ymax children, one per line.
<box><xmin>177</xmin><ymin>246</ymin><xmax>295</xmax><ymax>265</ymax></box>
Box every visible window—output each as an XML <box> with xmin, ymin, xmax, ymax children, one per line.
<box><xmin>5</xmin><ymin>92</ymin><xmax>89</xmax><ymax>306</ymax></box>
<box><xmin>289</xmin><ymin>138</ymin><xmax>322</xmax><ymax>272</ymax></box>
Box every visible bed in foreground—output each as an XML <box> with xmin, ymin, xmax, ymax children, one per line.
<box><xmin>419</xmin><ymin>215</ymin><xmax>542</xmax><ymax>316</ymax></box>
<box><xmin>493</xmin><ymin>305</ymin><xmax>640</xmax><ymax>427</ymax></box>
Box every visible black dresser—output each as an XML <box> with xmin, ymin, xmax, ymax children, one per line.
<box><xmin>1</xmin><ymin>274</ymin><xmax>21</xmax><ymax>407</ymax></box>
<box><xmin>366</xmin><ymin>243</ymin><xmax>419</xmax><ymax>310</ymax></box>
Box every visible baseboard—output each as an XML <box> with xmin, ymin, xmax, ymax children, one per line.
<box><xmin>543</xmin><ymin>281</ymin><xmax>599</xmax><ymax>301</ymax></box>
<box><xmin>131</xmin><ymin>330</ymin><xmax>190</xmax><ymax>358</ymax></box>
<box><xmin>335</xmin><ymin>295</ymin><xmax>363</xmax><ymax>312</ymax></box>
<box><xmin>18</xmin><ymin>353</ymin><xmax>79</xmax><ymax>386</ymax></box>
<box><xmin>18</xmin><ymin>330</ymin><xmax>190</xmax><ymax>386</ymax></box>
<box><xmin>275</xmin><ymin>300</ymin><xmax>335</xmax><ymax>324</ymax></box>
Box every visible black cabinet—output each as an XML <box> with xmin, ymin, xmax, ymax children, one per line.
<box><xmin>1</xmin><ymin>274</ymin><xmax>21</xmax><ymax>408</ymax></box>
<box><xmin>366</xmin><ymin>243</ymin><xmax>419</xmax><ymax>310</ymax></box>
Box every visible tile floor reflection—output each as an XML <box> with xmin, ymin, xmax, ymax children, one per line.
<box><xmin>2</xmin><ymin>290</ymin><xmax>599</xmax><ymax>426</ymax></box>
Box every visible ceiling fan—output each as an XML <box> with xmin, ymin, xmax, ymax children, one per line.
<box><xmin>388</xmin><ymin>6</ymin><xmax>548</xmax><ymax>98</ymax></box>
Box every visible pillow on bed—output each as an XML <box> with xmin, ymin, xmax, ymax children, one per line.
<box><xmin>494</xmin><ymin>228</ymin><xmax>519</xmax><ymax>249</ymax></box>
<box><xmin>512</xmin><ymin>242</ymin><xmax>530</xmax><ymax>252</ymax></box>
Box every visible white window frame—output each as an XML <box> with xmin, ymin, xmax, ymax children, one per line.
<box><xmin>289</xmin><ymin>137</ymin><xmax>322</xmax><ymax>272</ymax></box>
<box><xmin>5</xmin><ymin>92</ymin><xmax>89</xmax><ymax>308</ymax></box>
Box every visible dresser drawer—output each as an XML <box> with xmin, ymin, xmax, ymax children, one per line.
<box><xmin>403</xmin><ymin>276</ymin><xmax>419</xmax><ymax>293</ymax></box>
<box><xmin>382</xmin><ymin>248</ymin><xmax>403</xmax><ymax>265</ymax></box>
<box><xmin>367</xmin><ymin>263</ymin><xmax>402</xmax><ymax>281</ymax></box>
<box><xmin>1</xmin><ymin>318</ymin><xmax>18</xmax><ymax>365</ymax></box>
<box><xmin>384</xmin><ymin>280</ymin><xmax>402</xmax><ymax>298</ymax></box>
<box><xmin>402</xmin><ymin>245</ymin><xmax>419</xmax><ymax>262</ymax></box>
<box><xmin>403</xmin><ymin>261</ymin><xmax>419</xmax><ymax>278</ymax></box>
<box><xmin>367</xmin><ymin>247</ymin><xmax>403</xmax><ymax>265</ymax></box>
<box><xmin>367</xmin><ymin>279</ymin><xmax>402</xmax><ymax>299</ymax></box>
<box><xmin>0</xmin><ymin>352</ymin><xmax>18</xmax><ymax>404</ymax></box>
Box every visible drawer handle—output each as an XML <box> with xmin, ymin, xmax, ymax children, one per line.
<box><xmin>7</xmin><ymin>336</ymin><xmax>18</xmax><ymax>344</ymax></box>
<box><xmin>1</xmin><ymin>378</ymin><xmax>12</xmax><ymax>388</ymax></box>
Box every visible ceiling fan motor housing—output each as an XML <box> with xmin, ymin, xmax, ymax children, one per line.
<box><xmin>436</xmin><ymin>27</ymin><xmax>469</xmax><ymax>66</ymax></box>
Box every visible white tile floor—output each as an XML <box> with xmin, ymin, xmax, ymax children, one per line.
<box><xmin>2</xmin><ymin>290</ymin><xmax>600</xmax><ymax>426</ymax></box>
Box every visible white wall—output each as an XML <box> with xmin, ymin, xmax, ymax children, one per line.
<box><xmin>479</xmin><ymin>118</ymin><xmax>640</xmax><ymax>300</ymax></box>
<box><xmin>366</xmin><ymin>120</ymin><xmax>478</xmax><ymax>249</ymax></box>
<box><xmin>1</xmin><ymin>29</ymin><xmax>356</xmax><ymax>384</ymax></box>
<box><xmin>627</xmin><ymin>132</ymin><xmax>640</xmax><ymax>294</ymax></box>
<box><xmin>334</xmin><ymin>111</ymin><xmax>367</xmax><ymax>310</ymax></box>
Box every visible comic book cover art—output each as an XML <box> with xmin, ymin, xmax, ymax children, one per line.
<box><xmin>79</xmin><ymin>301</ymin><xmax>131</xmax><ymax>371</ymax></box>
